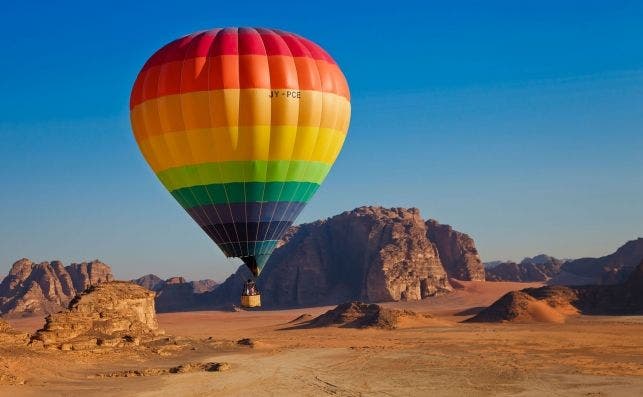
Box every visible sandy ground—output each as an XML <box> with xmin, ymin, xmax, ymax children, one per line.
<box><xmin>2</xmin><ymin>280</ymin><xmax>642</xmax><ymax>396</ymax></box>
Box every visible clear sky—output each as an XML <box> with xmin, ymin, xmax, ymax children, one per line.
<box><xmin>1</xmin><ymin>1</ymin><xmax>641</xmax><ymax>281</ymax></box>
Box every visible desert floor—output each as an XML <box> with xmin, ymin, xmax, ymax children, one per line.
<box><xmin>2</xmin><ymin>281</ymin><xmax>642</xmax><ymax>397</ymax></box>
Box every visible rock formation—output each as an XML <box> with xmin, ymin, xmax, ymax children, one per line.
<box><xmin>0</xmin><ymin>318</ymin><xmax>28</xmax><ymax>346</ymax></box>
<box><xmin>485</xmin><ymin>255</ymin><xmax>564</xmax><ymax>282</ymax></box>
<box><xmin>0</xmin><ymin>259</ymin><xmax>113</xmax><ymax>316</ymax></box>
<box><xmin>32</xmin><ymin>282</ymin><xmax>160</xmax><ymax>350</ymax></box>
<box><xmin>192</xmin><ymin>207</ymin><xmax>496</xmax><ymax>309</ymax></box>
<box><xmin>220</xmin><ymin>206</ymin><xmax>453</xmax><ymax>308</ymax></box>
<box><xmin>131</xmin><ymin>275</ymin><xmax>219</xmax><ymax>312</ymax></box>
<box><xmin>294</xmin><ymin>301</ymin><xmax>434</xmax><ymax>329</ymax></box>
<box><xmin>425</xmin><ymin>220</ymin><xmax>485</xmax><ymax>281</ymax></box>
<box><xmin>66</xmin><ymin>261</ymin><xmax>113</xmax><ymax>292</ymax></box>
<box><xmin>484</xmin><ymin>238</ymin><xmax>643</xmax><ymax>285</ymax></box>
<box><xmin>464</xmin><ymin>290</ymin><xmax>568</xmax><ymax>323</ymax></box>
<box><xmin>468</xmin><ymin>260</ymin><xmax>643</xmax><ymax>323</ymax></box>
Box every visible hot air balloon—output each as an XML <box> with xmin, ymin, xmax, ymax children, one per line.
<box><xmin>129</xmin><ymin>28</ymin><xmax>350</xmax><ymax>287</ymax></box>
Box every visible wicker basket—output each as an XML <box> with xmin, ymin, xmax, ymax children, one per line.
<box><xmin>241</xmin><ymin>294</ymin><xmax>261</xmax><ymax>308</ymax></box>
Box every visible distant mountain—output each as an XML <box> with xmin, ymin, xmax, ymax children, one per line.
<box><xmin>468</xmin><ymin>259</ymin><xmax>643</xmax><ymax>323</ymax></box>
<box><xmin>553</xmin><ymin>238</ymin><xmax>643</xmax><ymax>285</ymax></box>
<box><xmin>485</xmin><ymin>255</ymin><xmax>564</xmax><ymax>282</ymax></box>
<box><xmin>131</xmin><ymin>274</ymin><xmax>218</xmax><ymax>294</ymax></box>
<box><xmin>130</xmin><ymin>275</ymin><xmax>219</xmax><ymax>312</ymax></box>
<box><xmin>485</xmin><ymin>239</ymin><xmax>643</xmax><ymax>284</ymax></box>
<box><xmin>483</xmin><ymin>261</ymin><xmax>504</xmax><ymax>269</ymax></box>
<box><xmin>132</xmin><ymin>274</ymin><xmax>165</xmax><ymax>291</ymax></box>
<box><xmin>0</xmin><ymin>259</ymin><xmax>113</xmax><ymax>316</ymax></box>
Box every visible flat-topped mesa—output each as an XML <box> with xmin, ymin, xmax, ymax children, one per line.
<box><xmin>32</xmin><ymin>282</ymin><xmax>160</xmax><ymax>350</ymax></box>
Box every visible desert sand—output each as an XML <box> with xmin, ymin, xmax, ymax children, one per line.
<box><xmin>2</xmin><ymin>280</ymin><xmax>642</xmax><ymax>396</ymax></box>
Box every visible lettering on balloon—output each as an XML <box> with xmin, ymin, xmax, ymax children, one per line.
<box><xmin>268</xmin><ymin>90</ymin><xmax>301</xmax><ymax>99</ymax></box>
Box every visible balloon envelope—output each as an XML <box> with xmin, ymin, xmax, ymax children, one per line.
<box><xmin>130</xmin><ymin>28</ymin><xmax>350</xmax><ymax>275</ymax></box>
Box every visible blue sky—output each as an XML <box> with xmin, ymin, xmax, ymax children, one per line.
<box><xmin>1</xmin><ymin>1</ymin><xmax>641</xmax><ymax>281</ymax></box>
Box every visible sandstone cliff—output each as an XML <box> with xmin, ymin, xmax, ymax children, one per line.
<box><xmin>198</xmin><ymin>207</ymin><xmax>454</xmax><ymax>309</ymax></box>
<box><xmin>0</xmin><ymin>259</ymin><xmax>113</xmax><ymax>316</ymax></box>
<box><xmin>425</xmin><ymin>219</ymin><xmax>485</xmax><ymax>281</ymax></box>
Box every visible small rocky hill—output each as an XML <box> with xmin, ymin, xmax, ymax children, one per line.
<box><xmin>0</xmin><ymin>259</ymin><xmax>113</xmax><ymax>316</ymax></box>
<box><xmin>294</xmin><ymin>301</ymin><xmax>436</xmax><ymax>329</ymax></box>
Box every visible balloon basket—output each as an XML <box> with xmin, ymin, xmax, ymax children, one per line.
<box><xmin>241</xmin><ymin>294</ymin><xmax>261</xmax><ymax>308</ymax></box>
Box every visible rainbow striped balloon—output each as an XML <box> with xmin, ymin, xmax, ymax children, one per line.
<box><xmin>130</xmin><ymin>28</ymin><xmax>350</xmax><ymax>276</ymax></box>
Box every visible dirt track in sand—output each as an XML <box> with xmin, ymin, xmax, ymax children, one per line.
<box><xmin>2</xmin><ymin>280</ymin><xmax>642</xmax><ymax>396</ymax></box>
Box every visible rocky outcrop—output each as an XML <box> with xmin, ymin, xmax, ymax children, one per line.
<box><xmin>261</xmin><ymin>207</ymin><xmax>452</xmax><ymax>307</ymax></box>
<box><xmin>0</xmin><ymin>259</ymin><xmax>114</xmax><ymax>316</ymax></box>
<box><xmin>295</xmin><ymin>301</ymin><xmax>435</xmax><ymax>329</ymax></box>
<box><xmin>465</xmin><ymin>290</ymin><xmax>569</xmax><ymax>323</ymax></box>
<box><xmin>485</xmin><ymin>255</ymin><xmax>564</xmax><ymax>282</ymax></box>
<box><xmin>198</xmin><ymin>207</ymin><xmax>453</xmax><ymax>309</ymax></box>
<box><xmin>555</xmin><ymin>238</ymin><xmax>643</xmax><ymax>285</ymax></box>
<box><xmin>425</xmin><ymin>220</ymin><xmax>485</xmax><ymax>281</ymax></box>
<box><xmin>468</xmin><ymin>260</ymin><xmax>643</xmax><ymax>323</ymax></box>
<box><xmin>32</xmin><ymin>282</ymin><xmax>160</xmax><ymax>350</ymax></box>
<box><xmin>0</xmin><ymin>318</ymin><xmax>28</xmax><ymax>346</ymax></box>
